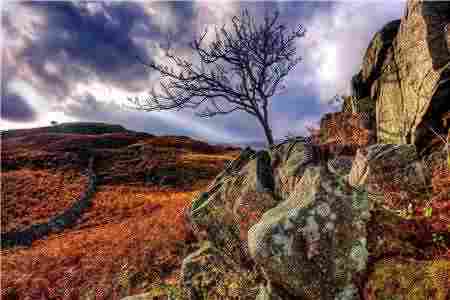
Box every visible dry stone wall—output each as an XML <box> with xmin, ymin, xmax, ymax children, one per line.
<box><xmin>1</xmin><ymin>157</ymin><xmax>97</xmax><ymax>249</ymax></box>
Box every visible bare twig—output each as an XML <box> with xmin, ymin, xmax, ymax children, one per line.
<box><xmin>129</xmin><ymin>8</ymin><xmax>306</xmax><ymax>146</ymax></box>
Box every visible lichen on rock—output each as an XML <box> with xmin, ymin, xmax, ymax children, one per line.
<box><xmin>248</xmin><ymin>165</ymin><xmax>370</xmax><ymax>300</ymax></box>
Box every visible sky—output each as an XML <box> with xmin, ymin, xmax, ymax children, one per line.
<box><xmin>1</xmin><ymin>0</ymin><xmax>406</xmax><ymax>145</ymax></box>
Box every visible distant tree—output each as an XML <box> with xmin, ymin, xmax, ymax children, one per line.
<box><xmin>51</xmin><ymin>120</ymin><xmax>58</xmax><ymax>126</ymax></box>
<box><xmin>129</xmin><ymin>9</ymin><xmax>306</xmax><ymax>146</ymax></box>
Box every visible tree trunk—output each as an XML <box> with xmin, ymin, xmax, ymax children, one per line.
<box><xmin>254</xmin><ymin>109</ymin><xmax>274</xmax><ymax>147</ymax></box>
<box><xmin>260</xmin><ymin>120</ymin><xmax>274</xmax><ymax>147</ymax></box>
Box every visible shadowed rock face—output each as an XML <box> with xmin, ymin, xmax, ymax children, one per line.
<box><xmin>350</xmin><ymin>0</ymin><xmax>449</xmax><ymax>147</ymax></box>
<box><xmin>422</xmin><ymin>1</ymin><xmax>450</xmax><ymax>70</ymax></box>
<box><xmin>256</xmin><ymin>151</ymin><xmax>275</xmax><ymax>193</ymax></box>
<box><xmin>358</xmin><ymin>19</ymin><xmax>401</xmax><ymax>98</ymax></box>
<box><xmin>415</xmin><ymin>72</ymin><xmax>450</xmax><ymax>156</ymax></box>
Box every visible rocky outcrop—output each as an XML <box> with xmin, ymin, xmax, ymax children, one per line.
<box><xmin>357</xmin><ymin>19</ymin><xmax>402</xmax><ymax>100</ymax></box>
<box><xmin>0</xmin><ymin>158</ymin><xmax>97</xmax><ymax>249</ymax></box>
<box><xmin>184</xmin><ymin>147</ymin><xmax>276</xmax><ymax>298</ymax></box>
<box><xmin>124</xmin><ymin>2</ymin><xmax>449</xmax><ymax>299</ymax></box>
<box><xmin>248</xmin><ymin>164</ymin><xmax>371</xmax><ymax>299</ymax></box>
<box><xmin>351</xmin><ymin>0</ymin><xmax>449</xmax><ymax>149</ymax></box>
<box><xmin>177</xmin><ymin>137</ymin><xmax>449</xmax><ymax>300</ymax></box>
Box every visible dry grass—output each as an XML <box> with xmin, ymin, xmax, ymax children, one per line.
<box><xmin>1</xmin><ymin>187</ymin><xmax>200</xmax><ymax>299</ymax></box>
<box><xmin>1</xmin><ymin>129</ymin><xmax>240</xmax><ymax>299</ymax></box>
<box><xmin>72</xmin><ymin>186</ymin><xmax>187</xmax><ymax>230</ymax></box>
<box><xmin>141</xmin><ymin>136</ymin><xmax>238</xmax><ymax>154</ymax></box>
<box><xmin>1</xmin><ymin>168</ymin><xmax>89</xmax><ymax>233</ymax></box>
<box><xmin>178</xmin><ymin>152</ymin><xmax>239</xmax><ymax>162</ymax></box>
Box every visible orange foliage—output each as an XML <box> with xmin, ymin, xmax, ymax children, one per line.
<box><xmin>432</xmin><ymin>164</ymin><xmax>450</xmax><ymax>197</ymax></box>
<box><xmin>319</xmin><ymin>112</ymin><xmax>373</xmax><ymax>147</ymax></box>
<box><xmin>1</xmin><ymin>188</ymin><xmax>199</xmax><ymax>299</ymax></box>
<box><xmin>142</xmin><ymin>136</ymin><xmax>238</xmax><ymax>154</ymax></box>
<box><xmin>1</xmin><ymin>168</ymin><xmax>88</xmax><ymax>233</ymax></box>
<box><xmin>1</xmin><ymin>129</ymin><xmax>240</xmax><ymax>299</ymax></box>
<box><xmin>1</xmin><ymin>126</ymin><xmax>240</xmax><ymax>299</ymax></box>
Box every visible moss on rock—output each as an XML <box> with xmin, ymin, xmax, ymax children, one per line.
<box><xmin>365</xmin><ymin>258</ymin><xmax>450</xmax><ymax>300</ymax></box>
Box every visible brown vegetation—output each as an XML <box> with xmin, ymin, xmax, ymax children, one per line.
<box><xmin>1</xmin><ymin>188</ymin><xmax>198</xmax><ymax>299</ymax></box>
<box><xmin>1</xmin><ymin>128</ymin><xmax>239</xmax><ymax>299</ymax></box>
<box><xmin>1</xmin><ymin>168</ymin><xmax>88</xmax><ymax>233</ymax></box>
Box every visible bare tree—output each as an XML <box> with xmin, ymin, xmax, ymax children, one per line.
<box><xmin>129</xmin><ymin>9</ymin><xmax>306</xmax><ymax>146</ymax></box>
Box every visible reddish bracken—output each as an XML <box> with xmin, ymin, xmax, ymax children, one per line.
<box><xmin>1</xmin><ymin>130</ymin><xmax>239</xmax><ymax>300</ymax></box>
<box><xmin>319</xmin><ymin>112</ymin><xmax>374</xmax><ymax>148</ymax></box>
<box><xmin>1</xmin><ymin>168</ymin><xmax>88</xmax><ymax>233</ymax></box>
<box><xmin>432</xmin><ymin>164</ymin><xmax>450</xmax><ymax>197</ymax></box>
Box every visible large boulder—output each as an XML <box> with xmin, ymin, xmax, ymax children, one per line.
<box><xmin>248</xmin><ymin>165</ymin><xmax>371</xmax><ymax>300</ymax></box>
<box><xmin>270</xmin><ymin>138</ymin><xmax>319</xmax><ymax>200</ymax></box>
<box><xmin>353</xmin><ymin>0</ymin><xmax>450</xmax><ymax>146</ymax></box>
<box><xmin>182</xmin><ymin>140</ymin><xmax>326</xmax><ymax>298</ymax></box>
<box><xmin>190</xmin><ymin>148</ymin><xmax>284</xmax><ymax>261</ymax></box>
<box><xmin>180</xmin><ymin>241</ymin><xmax>260</xmax><ymax>300</ymax></box>
<box><xmin>184</xmin><ymin>147</ymin><xmax>280</xmax><ymax>297</ymax></box>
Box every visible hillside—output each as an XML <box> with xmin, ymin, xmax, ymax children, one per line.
<box><xmin>162</xmin><ymin>1</ymin><xmax>449</xmax><ymax>300</ymax></box>
<box><xmin>2</xmin><ymin>1</ymin><xmax>449</xmax><ymax>299</ymax></box>
<box><xmin>1</xmin><ymin>123</ymin><xmax>241</xmax><ymax>299</ymax></box>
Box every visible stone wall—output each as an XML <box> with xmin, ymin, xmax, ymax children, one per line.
<box><xmin>0</xmin><ymin>157</ymin><xmax>97</xmax><ymax>249</ymax></box>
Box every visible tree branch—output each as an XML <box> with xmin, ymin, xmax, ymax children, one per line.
<box><xmin>129</xmin><ymin>8</ymin><xmax>306</xmax><ymax>146</ymax></box>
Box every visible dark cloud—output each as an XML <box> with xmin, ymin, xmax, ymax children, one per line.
<box><xmin>0</xmin><ymin>1</ymin><xmax>335</xmax><ymax>139</ymax></box>
<box><xmin>1</xmin><ymin>46</ymin><xmax>37</xmax><ymax>123</ymax></box>
<box><xmin>18</xmin><ymin>1</ymin><xmax>152</xmax><ymax>93</ymax></box>
<box><xmin>1</xmin><ymin>91</ymin><xmax>37</xmax><ymax>122</ymax></box>
<box><xmin>3</xmin><ymin>1</ymin><xmax>196</xmax><ymax>103</ymax></box>
<box><xmin>1</xmin><ymin>1</ymin><xmax>405</xmax><ymax>144</ymax></box>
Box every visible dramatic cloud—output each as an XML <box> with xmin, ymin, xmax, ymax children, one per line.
<box><xmin>60</xmin><ymin>91</ymin><xmax>240</xmax><ymax>143</ymax></box>
<box><xmin>1</xmin><ymin>1</ymin><xmax>406</xmax><ymax>144</ymax></box>
<box><xmin>291</xmin><ymin>1</ymin><xmax>405</xmax><ymax>102</ymax></box>
<box><xmin>1</xmin><ymin>90</ymin><xmax>37</xmax><ymax>122</ymax></box>
<box><xmin>9</xmin><ymin>2</ymin><xmax>153</xmax><ymax>92</ymax></box>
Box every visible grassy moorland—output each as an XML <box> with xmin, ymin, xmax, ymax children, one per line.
<box><xmin>1</xmin><ymin>168</ymin><xmax>89</xmax><ymax>233</ymax></box>
<box><xmin>1</xmin><ymin>125</ymin><xmax>240</xmax><ymax>299</ymax></box>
